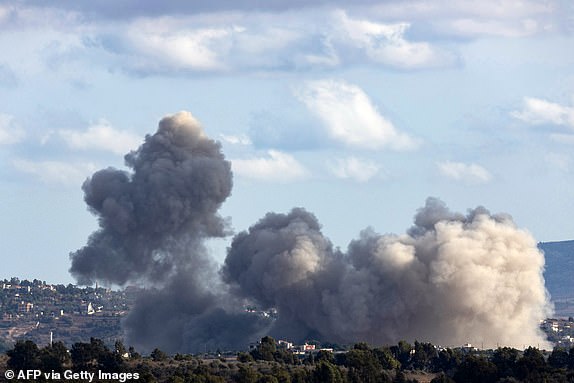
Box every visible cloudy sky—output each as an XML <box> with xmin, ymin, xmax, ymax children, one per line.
<box><xmin>1</xmin><ymin>0</ymin><xmax>573</xmax><ymax>284</ymax></box>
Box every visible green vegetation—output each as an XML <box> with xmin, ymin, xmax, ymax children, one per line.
<box><xmin>3</xmin><ymin>336</ymin><xmax>574</xmax><ymax>383</ymax></box>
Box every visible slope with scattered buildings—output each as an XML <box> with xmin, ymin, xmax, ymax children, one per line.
<box><xmin>0</xmin><ymin>278</ymin><xmax>134</xmax><ymax>348</ymax></box>
<box><xmin>541</xmin><ymin>317</ymin><xmax>574</xmax><ymax>348</ymax></box>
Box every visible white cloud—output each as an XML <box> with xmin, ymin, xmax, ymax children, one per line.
<box><xmin>511</xmin><ymin>97</ymin><xmax>574</xmax><ymax>128</ymax></box>
<box><xmin>0</xmin><ymin>114</ymin><xmax>25</xmax><ymax>145</ymax></box>
<box><xmin>1</xmin><ymin>0</ymin><xmax>568</xmax><ymax>77</ymax></box>
<box><xmin>297</xmin><ymin>79</ymin><xmax>418</xmax><ymax>151</ymax></box>
<box><xmin>329</xmin><ymin>157</ymin><xmax>380</xmax><ymax>182</ymax></box>
<box><xmin>437</xmin><ymin>161</ymin><xmax>492</xmax><ymax>184</ymax></box>
<box><xmin>219</xmin><ymin>133</ymin><xmax>252</xmax><ymax>146</ymax></box>
<box><xmin>232</xmin><ymin>150</ymin><xmax>309</xmax><ymax>182</ymax></box>
<box><xmin>122</xmin><ymin>18</ymin><xmax>237</xmax><ymax>72</ymax></box>
<box><xmin>12</xmin><ymin>159</ymin><xmax>97</xmax><ymax>185</ymax></box>
<box><xmin>110</xmin><ymin>10</ymin><xmax>454</xmax><ymax>73</ymax></box>
<box><xmin>334</xmin><ymin>10</ymin><xmax>455</xmax><ymax>69</ymax></box>
<box><xmin>370</xmin><ymin>0</ymin><xmax>557</xmax><ymax>38</ymax></box>
<box><xmin>58</xmin><ymin>119</ymin><xmax>141</xmax><ymax>155</ymax></box>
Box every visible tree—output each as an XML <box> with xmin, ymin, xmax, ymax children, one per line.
<box><xmin>98</xmin><ymin>349</ymin><xmax>125</xmax><ymax>372</ymax></box>
<box><xmin>151</xmin><ymin>348</ymin><xmax>168</xmax><ymax>362</ymax></box>
<box><xmin>271</xmin><ymin>366</ymin><xmax>292</xmax><ymax>383</ymax></box>
<box><xmin>312</xmin><ymin>361</ymin><xmax>344</xmax><ymax>383</ymax></box>
<box><xmin>391</xmin><ymin>341</ymin><xmax>413</xmax><ymax>368</ymax></box>
<box><xmin>274</xmin><ymin>348</ymin><xmax>295</xmax><ymax>364</ymax></box>
<box><xmin>251</xmin><ymin>336</ymin><xmax>277</xmax><ymax>361</ymax></box>
<box><xmin>115</xmin><ymin>340</ymin><xmax>127</xmax><ymax>356</ymax></box>
<box><xmin>40</xmin><ymin>341</ymin><xmax>70</xmax><ymax>372</ymax></box>
<box><xmin>71</xmin><ymin>341</ymin><xmax>95</xmax><ymax>369</ymax></box>
<box><xmin>492</xmin><ymin>347</ymin><xmax>519</xmax><ymax>379</ymax></box>
<box><xmin>7</xmin><ymin>340</ymin><xmax>41</xmax><ymax>370</ymax></box>
<box><xmin>316</xmin><ymin>350</ymin><xmax>335</xmax><ymax>364</ymax></box>
<box><xmin>291</xmin><ymin>369</ymin><xmax>309</xmax><ymax>383</ymax></box>
<box><xmin>411</xmin><ymin>341</ymin><xmax>436</xmax><ymax>371</ymax></box>
<box><xmin>548</xmin><ymin>347</ymin><xmax>569</xmax><ymax>369</ymax></box>
<box><xmin>515</xmin><ymin>347</ymin><xmax>546</xmax><ymax>381</ymax></box>
<box><xmin>374</xmin><ymin>347</ymin><xmax>401</xmax><ymax>370</ymax></box>
<box><xmin>236</xmin><ymin>364</ymin><xmax>260</xmax><ymax>383</ymax></box>
<box><xmin>453</xmin><ymin>355</ymin><xmax>497</xmax><ymax>383</ymax></box>
<box><xmin>346</xmin><ymin>347</ymin><xmax>383</xmax><ymax>383</ymax></box>
<box><xmin>129</xmin><ymin>346</ymin><xmax>141</xmax><ymax>359</ymax></box>
<box><xmin>238</xmin><ymin>352</ymin><xmax>255</xmax><ymax>363</ymax></box>
<box><xmin>70</xmin><ymin>337</ymin><xmax>118</xmax><ymax>371</ymax></box>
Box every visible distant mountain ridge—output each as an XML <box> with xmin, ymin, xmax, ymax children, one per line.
<box><xmin>539</xmin><ymin>240</ymin><xmax>574</xmax><ymax>301</ymax></box>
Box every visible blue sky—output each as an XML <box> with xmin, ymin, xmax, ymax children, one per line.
<box><xmin>1</xmin><ymin>0</ymin><xmax>573</xmax><ymax>284</ymax></box>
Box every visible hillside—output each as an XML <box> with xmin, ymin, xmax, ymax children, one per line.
<box><xmin>539</xmin><ymin>240</ymin><xmax>574</xmax><ymax>317</ymax></box>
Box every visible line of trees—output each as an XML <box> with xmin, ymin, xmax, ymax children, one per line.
<box><xmin>6</xmin><ymin>338</ymin><xmax>128</xmax><ymax>374</ymax></box>
<box><xmin>3</xmin><ymin>337</ymin><xmax>574</xmax><ymax>383</ymax></box>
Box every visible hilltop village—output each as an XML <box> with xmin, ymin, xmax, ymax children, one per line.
<box><xmin>1</xmin><ymin>278</ymin><xmax>573</xmax><ymax>354</ymax></box>
<box><xmin>0</xmin><ymin>278</ymin><xmax>132</xmax><ymax>350</ymax></box>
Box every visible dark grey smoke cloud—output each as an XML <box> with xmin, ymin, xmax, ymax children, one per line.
<box><xmin>71</xmin><ymin>112</ymin><xmax>551</xmax><ymax>353</ymax></box>
<box><xmin>70</xmin><ymin>111</ymin><xmax>232</xmax><ymax>285</ymax></box>
<box><xmin>123</xmin><ymin>257</ymin><xmax>270</xmax><ymax>353</ymax></box>
<box><xmin>70</xmin><ymin>112</ymin><xmax>269</xmax><ymax>353</ymax></box>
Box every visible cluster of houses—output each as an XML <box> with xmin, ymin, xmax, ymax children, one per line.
<box><xmin>248</xmin><ymin>338</ymin><xmax>336</xmax><ymax>357</ymax></box>
<box><xmin>541</xmin><ymin>317</ymin><xmax>574</xmax><ymax>348</ymax></box>
<box><xmin>0</xmin><ymin>279</ymin><xmax>131</xmax><ymax>320</ymax></box>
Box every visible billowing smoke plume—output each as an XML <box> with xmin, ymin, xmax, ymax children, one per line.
<box><xmin>70</xmin><ymin>112</ymin><xmax>270</xmax><ymax>352</ymax></box>
<box><xmin>70</xmin><ymin>112</ymin><xmax>232</xmax><ymax>285</ymax></box>
<box><xmin>223</xmin><ymin>198</ymin><xmax>553</xmax><ymax>349</ymax></box>
<box><xmin>71</xmin><ymin>112</ymin><xmax>552</xmax><ymax>353</ymax></box>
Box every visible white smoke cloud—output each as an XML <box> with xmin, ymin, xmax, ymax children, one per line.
<box><xmin>297</xmin><ymin>79</ymin><xmax>419</xmax><ymax>151</ymax></box>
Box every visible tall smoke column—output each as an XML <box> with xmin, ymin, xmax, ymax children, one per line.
<box><xmin>70</xmin><ymin>112</ymin><xmax>270</xmax><ymax>353</ymax></box>
<box><xmin>70</xmin><ymin>111</ymin><xmax>232</xmax><ymax>285</ymax></box>
<box><xmin>223</xmin><ymin>198</ymin><xmax>553</xmax><ymax>349</ymax></box>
